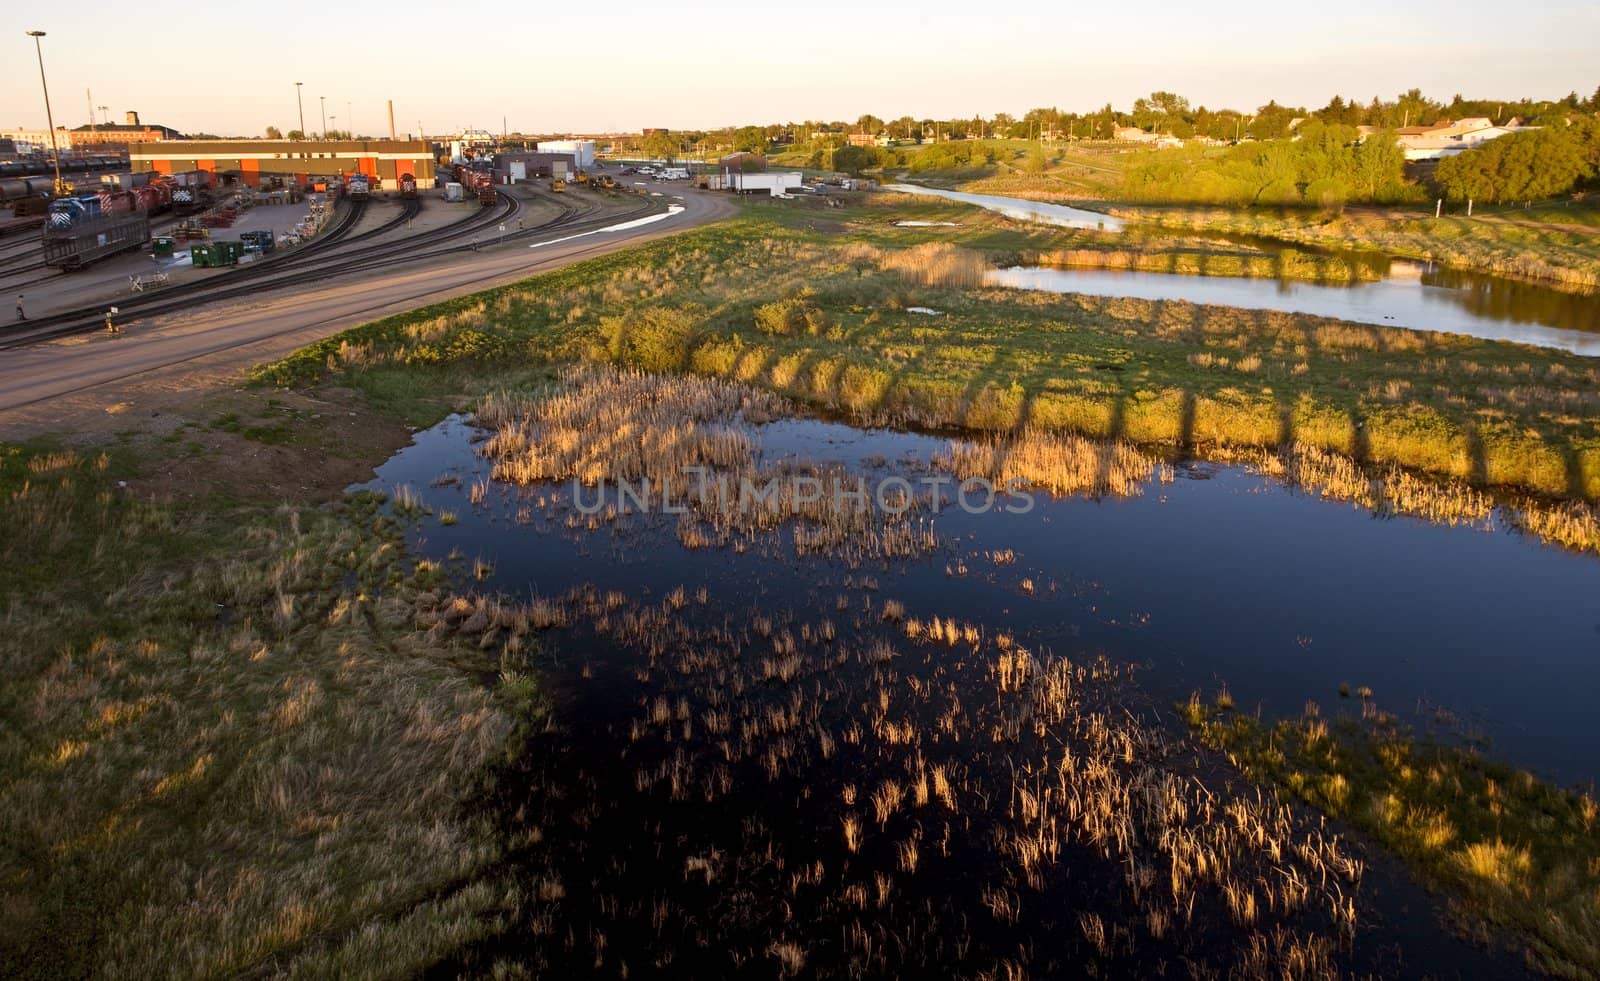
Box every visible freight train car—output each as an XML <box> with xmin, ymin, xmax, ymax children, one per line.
<box><xmin>42</xmin><ymin>211</ymin><xmax>150</xmax><ymax>269</ymax></box>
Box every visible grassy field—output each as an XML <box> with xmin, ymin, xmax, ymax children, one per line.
<box><xmin>877</xmin><ymin>138</ymin><xmax>1600</xmax><ymax>289</ymax></box>
<box><xmin>1186</xmin><ymin>692</ymin><xmax>1600</xmax><ymax>978</ymax></box>
<box><xmin>0</xmin><ymin>436</ymin><xmax>541</xmax><ymax>977</ymax></box>
<box><xmin>1111</xmin><ymin>201</ymin><xmax>1600</xmax><ymax>292</ymax></box>
<box><xmin>259</xmin><ymin>194</ymin><xmax>1600</xmax><ymax>504</ymax></box>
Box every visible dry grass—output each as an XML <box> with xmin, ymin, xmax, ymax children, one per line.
<box><xmin>0</xmin><ymin>447</ymin><xmax>529</xmax><ymax>978</ymax></box>
<box><xmin>879</xmin><ymin>242</ymin><xmax>990</xmax><ymax>288</ymax></box>
<box><xmin>476</xmin><ymin>366</ymin><xmax>939</xmax><ymax>561</ymax></box>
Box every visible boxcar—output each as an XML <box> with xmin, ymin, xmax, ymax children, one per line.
<box><xmin>42</xmin><ymin>211</ymin><xmax>150</xmax><ymax>269</ymax></box>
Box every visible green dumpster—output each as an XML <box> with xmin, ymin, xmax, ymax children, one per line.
<box><xmin>152</xmin><ymin>236</ymin><xmax>175</xmax><ymax>258</ymax></box>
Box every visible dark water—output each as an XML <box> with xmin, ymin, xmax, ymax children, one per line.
<box><xmin>360</xmin><ymin>414</ymin><xmax>1600</xmax><ymax>788</ymax></box>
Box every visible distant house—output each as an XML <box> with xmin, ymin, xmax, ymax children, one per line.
<box><xmin>1389</xmin><ymin>116</ymin><xmax>1534</xmax><ymax>160</ymax></box>
<box><xmin>1113</xmin><ymin>126</ymin><xmax>1182</xmax><ymax>147</ymax></box>
<box><xmin>847</xmin><ymin>133</ymin><xmax>893</xmax><ymax>148</ymax></box>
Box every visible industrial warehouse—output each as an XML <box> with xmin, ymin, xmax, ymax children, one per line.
<box><xmin>130</xmin><ymin>139</ymin><xmax>436</xmax><ymax>190</ymax></box>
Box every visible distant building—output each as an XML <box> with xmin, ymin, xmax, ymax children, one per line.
<box><xmin>1112</xmin><ymin>126</ymin><xmax>1160</xmax><ymax>144</ymax></box>
<box><xmin>718</xmin><ymin>151</ymin><xmax>766</xmax><ymax>173</ymax></box>
<box><xmin>0</xmin><ymin>127</ymin><xmax>73</xmax><ymax>153</ymax></box>
<box><xmin>536</xmin><ymin>140</ymin><xmax>596</xmax><ymax>169</ymax></box>
<box><xmin>847</xmin><ymin>133</ymin><xmax>894</xmax><ymax>148</ymax></box>
<box><xmin>493</xmin><ymin>151</ymin><xmax>579</xmax><ymax>183</ymax></box>
<box><xmin>72</xmin><ymin>111</ymin><xmax>183</xmax><ymax>147</ymax></box>
<box><xmin>1389</xmin><ymin>117</ymin><xmax>1534</xmax><ymax>160</ymax></box>
<box><xmin>130</xmin><ymin>139</ymin><xmax>434</xmax><ymax>190</ymax></box>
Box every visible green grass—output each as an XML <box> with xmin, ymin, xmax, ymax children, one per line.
<box><xmin>256</xmin><ymin>199</ymin><xmax>1600</xmax><ymax>504</ymax></box>
<box><xmin>0</xmin><ymin>442</ymin><xmax>538</xmax><ymax>977</ymax></box>
<box><xmin>1105</xmin><ymin>201</ymin><xmax>1600</xmax><ymax>291</ymax></box>
<box><xmin>1187</xmin><ymin>695</ymin><xmax>1600</xmax><ymax>978</ymax></box>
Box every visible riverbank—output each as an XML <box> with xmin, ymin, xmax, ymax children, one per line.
<box><xmin>259</xmin><ymin>202</ymin><xmax>1600</xmax><ymax>504</ymax></box>
<box><xmin>1111</xmin><ymin>203</ymin><xmax>1600</xmax><ymax>293</ymax></box>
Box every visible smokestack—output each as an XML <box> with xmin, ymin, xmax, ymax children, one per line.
<box><xmin>126</xmin><ymin>110</ymin><xmax>140</xmax><ymax>126</ymax></box>
<box><xmin>388</xmin><ymin>100</ymin><xmax>396</xmax><ymax>140</ymax></box>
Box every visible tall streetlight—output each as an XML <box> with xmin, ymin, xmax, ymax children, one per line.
<box><xmin>347</xmin><ymin>100</ymin><xmax>352</xmax><ymax>139</ymax></box>
<box><xmin>295</xmin><ymin>82</ymin><xmax>305</xmax><ymax>140</ymax></box>
<box><xmin>25</xmin><ymin>30</ymin><xmax>66</xmax><ymax>196</ymax></box>
<box><xmin>319</xmin><ymin>95</ymin><xmax>327</xmax><ymax>140</ymax></box>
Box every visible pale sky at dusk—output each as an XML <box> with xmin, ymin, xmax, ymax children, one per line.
<box><xmin>6</xmin><ymin>1</ymin><xmax>1596</xmax><ymax>136</ymax></box>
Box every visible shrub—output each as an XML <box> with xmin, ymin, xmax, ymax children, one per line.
<box><xmin>603</xmin><ymin>306</ymin><xmax>702</xmax><ymax>372</ymax></box>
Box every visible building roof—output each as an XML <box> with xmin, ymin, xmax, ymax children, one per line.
<box><xmin>73</xmin><ymin>122</ymin><xmax>184</xmax><ymax>138</ymax></box>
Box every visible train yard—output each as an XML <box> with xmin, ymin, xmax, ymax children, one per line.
<box><xmin>0</xmin><ymin>172</ymin><xmax>669</xmax><ymax>351</ymax></box>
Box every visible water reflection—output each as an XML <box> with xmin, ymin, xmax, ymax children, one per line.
<box><xmin>987</xmin><ymin>265</ymin><xmax>1600</xmax><ymax>356</ymax></box>
<box><xmin>361</xmin><ymin>413</ymin><xmax>1600</xmax><ymax>784</ymax></box>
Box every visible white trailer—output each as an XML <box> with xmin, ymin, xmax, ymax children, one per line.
<box><xmin>444</xmin><ymin>182</ymin><xmax>465</xmax><ymax>202</ymax></box>
<box><xmin>728</xmin><ymin>171</ymin><xmax>805</xmax><ymax>196</ymax></box>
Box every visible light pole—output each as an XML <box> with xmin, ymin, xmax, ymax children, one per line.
<box><xmin>347</xmin><ymin>100</ymin><xmax>352</xmax><ymax>139</ymax></box>
<box><xmin>319</xmin><ymin>95</ymin><xmax>327</xmax><ymax>139</ymax></box>
<box><xmin>295</xmin><ymin>82</ymin><xmax>305</xmax><ymax>139</ymax></box>
<box><xmin>25</xmin><ymin>30</ymin><xmax>66</xmax><ymax>197</ymax></box>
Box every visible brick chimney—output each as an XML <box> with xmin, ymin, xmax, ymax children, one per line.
<box><xmin>125</xmin><ymin>110</ymin><xmax>140</xmax><ymax>126</ymax></box>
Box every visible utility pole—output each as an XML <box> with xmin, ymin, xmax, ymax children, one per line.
<box><xmin>295</xmin><ymin>82</ymin><xmax>305</xmax><ymax>139</ymax></box>
<box><xmin>347</xmin><ymin>100</ymin><xmax>352</xmax><ymax>138</ymax></box>
<box><xmin>320</xmin><ymin>95</ymin><xmax>327</xmax><ymax>139</ymax></box>
<box><xmin>25</xmin><ymin>31</ymin><xmax>66</xmax><ymax>197</ymax></box>
<box><xmin>87</xmin><ymin>88</ymin><xmax>95</xmax><ymax>136</ymax></box>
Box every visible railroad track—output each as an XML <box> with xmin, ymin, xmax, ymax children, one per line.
<box><xmin>0</xmin><ymin>188</ymin><xmax>643</xmax><ymax>350</ymax></box>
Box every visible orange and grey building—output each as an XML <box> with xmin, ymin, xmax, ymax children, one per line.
<box><xmin>130</xmin><ymin>139</ymin><xmax>435</xmax><ymax>190</ymax></box>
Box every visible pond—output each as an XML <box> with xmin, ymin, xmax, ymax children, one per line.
<box><xmin>883</xmin><ymin>183</ymin><xmax>1126</xmax><ymax>231</ymax></box>
<box><xmin>363</xmin><ymin>412</ymin><xmax>1600</xmax><ymax>787</ymax></box>
<box><xmin>988</xmin><ymin>264</ymin><xmax>1600</xmax><ymax>356</ymax></box>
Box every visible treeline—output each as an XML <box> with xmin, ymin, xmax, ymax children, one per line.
<box><xmin>1120</xmin><ymin>121</ymin><xmax>1412</xmax><ymax>206</ymax></box>
<box><xmin>1434</xmin><ymin>117</ymin><xmax>1600</xmax><ymax>204</ymax></box>
<box><xmin>679</xmin><ymin>86</ymin><xmax>1600</xmax><ymax>152</ymax></box>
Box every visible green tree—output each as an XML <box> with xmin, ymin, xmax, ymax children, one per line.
<box><xmin>732</xmin><ymin>126</ymin><xmax>767</xmax><ymax>153</ymax></box>
<box><xmin>832</xmin><ymin>145</ymin><xmax>876</xmax><ymax>176</ymax></box>
<box><xmin>264</xmin><ymin>125</ymin><xmax>283</xmax><ymax>140</ymax></box>
<box><xmin>1435</xmin><ymin>128</ymin><xmax>1588</xmax><ymax>203</ymax></box>
<box><xmin>641</xmin><ymin>131</ymin><xmax>678</xmax><ymax>164</ymax></box>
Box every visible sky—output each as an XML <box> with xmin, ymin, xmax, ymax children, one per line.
<box><xmin>4</xmin><ymin>1</ymin><xmax>1596</xmax><ymax>137</ymax></box>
